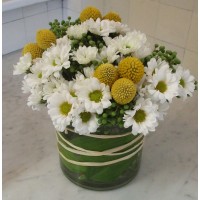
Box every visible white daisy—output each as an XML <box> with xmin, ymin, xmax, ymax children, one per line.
<box><xmin>47</xmin><ymin>91</ymin><xmax>76</xmax><ymax>132</ymax></box>
<box><xmin>72</xmin><ymin>105</ymin><xmax>99</xmax><ymax>135</ymax></box>
<box><xmin>27</xmin><ymin>86</ymin><xmax>43</xmax><ymax>111</ymax></box>
<box><xmin>145</xmin><ymin>58</ymin><xmax>163</xmax><ymax>80</ymax></box>
<box><xmin>27</xmin><ymin>61</ymin><xmax>48</xmax><ymax>87</ymax></box>
<box><xmin>98</xmin><ymin>46</ymin><xmax>119</xmax><ymax>63</ymax></box>
<box><xmin>13</xmin><ymin>53</ymin><xmax>32</xmax><ymax>75</ymax></box>
<box><xmin>62</xmin><ymin>80</ymin><xmax>78</xmax><ymax>99</ymax></box>
<box><xmin>56</xmin><ymin>35</ymin><xmax>71</xmax><ymax>46</ymax></box>
<box><xmin>111</xmin><ymin>21</ymin><xmax>130</xmax><ymax>35</ymax></box>
<box><xmin>22</xmin><ymin>76</ymin><xmax>32</xmax><ymax>94</ymax></box>
<box><xmin>74</xmin><ymin>77</ymin><xmax>112</xmax><ymax>114</ymax></box>
<box><xmin>72</xmin><ymin>46</ymin><xmax>98</xmax><ymax>64</ymax></box>
<box><xmin>43</xmin><ymin>76</ymin><xmax>67</xmax><ymax>100</ymax></box>
<box><xmin>104</xmin><ymin>30</ymin><xmax>147</xmax><ymax>55</ymax></box>
<box><xmin>137</xmin><ymin>75</ymin><xmax>148</xmax><ymax>97</ymax></box>
<box><xmin>85</xmin><ymin>18</ymin><xmax>116</xmax><ymax>37</ymax></box>
<box><xmin>147</xmin><ymin>63</ymin><xmax>179</xmax><ymax>103</ymax></box>
<box><xmin>134</xmin><ymin>42</ymin><xmax>152</xmax><ymax>59</ymax></box>
<box><xmin>175</xmin><ymin>65</ymin><xmax>195</xmax><ymax>100</ymax></box>
<box><xmin>42</xmin><ymin>43</ymin><xmax>71</xmax><ymax>78</ymax></box>
<box><xmin>67</xmin><ymin>24</ymin><xmax>88</xmax><ymax>39</ymax></box>
<box><xmin>123</xmin><ymin>98</ymin><xmax>158</xmax><ymax>135</ymax></box>
<box><xmin>83</xmin><ymin>67</ymin><xmax>94</xmax><ymax>78</ymax></box>
<box><xmin>157</xmin><ymin>102</ymin><xmax>169</xmax><ymax>121</ymax></box>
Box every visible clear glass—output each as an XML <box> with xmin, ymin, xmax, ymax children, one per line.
<box><xmin>57</xmin><ymin>126</ymin><xmax>144</xmax><ymax>190</ymax></box>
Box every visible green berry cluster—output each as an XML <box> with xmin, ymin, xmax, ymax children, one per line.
<box><xmin>49</xmin><ymin>17</ymin><xmax>81</xmax><ymax>38</ymax></box>
<box><xmin>97</xmin><ymin>100</ymin><xmax>134</xmax><ymax>128</ymax></box>
<box><xmin>70</xmin><ymin>32</ymin><xmax>105</xmax><ymax>50</ymax></box>
<box><xmin>142</xmin><ymin>44</ymin><xmax>181</xmax><ymax>72</ymax></box>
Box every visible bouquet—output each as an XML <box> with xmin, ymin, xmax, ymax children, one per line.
<box><xmin>13</xmin><ymin>6</ymin><xmax>197</xmax><ymax>189</ymax></box>
<box><xmin>13</xmin><ymin>6</ymin><xmax>197</xmax><ymax>135</ymax></box>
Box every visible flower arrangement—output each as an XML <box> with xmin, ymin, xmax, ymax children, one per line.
<box><xmin>13</xmin><ymin>6</ymin><xmax>197</xmax><ymax>136</ymax></box>
<box><xmin>13</xmin><ymin>6</ymin><xmax>197</xmax><ymax>190</ymax></box>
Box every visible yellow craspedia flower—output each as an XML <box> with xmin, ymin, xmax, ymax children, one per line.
<box><xmin>80</xmin><ymin>6</ymin><xmax>102</xmax><ymax>22</ymax></box>
<box><xmin>22</xmin><ymin>43</ymin><xmax>44</xmax><ymax>59</ymax></box>
<box><xmin>103</xmin><ymin>11</ymin><xmax>121</xmax><ymax>22</ymax></box>
<box><xmin>94</xmin><ymin>63</ymin><xmax>118</xmax><ymax>87</ymax></box>
<box><xmin>111</xmin><ymin>78</ymin><xmax>136</xmax><ymax>105</ymax></box>
<box><xmin>118</xmin><ymin>57</ymin><xmax>144</xmax><ymax>84</ymax></box>
<box><xmin>36</xmin><ymin>29</ymin><xmax>56</xmax><ymax>50</ymax></box>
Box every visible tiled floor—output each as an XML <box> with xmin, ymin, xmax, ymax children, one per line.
<box><xmin>3</xmin><ymin>50</ymin><xmax>198</xmax><ymax>200</ymax></box>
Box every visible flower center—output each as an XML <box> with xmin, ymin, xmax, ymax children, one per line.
<box><xmin>52</xmin><ymin>59</ymin><xmax>57</xmax><ymax>67</ymax></box>
<box><xmin>70</xmin><ymin>91</ymin><xmax>77</xmax><ymax>97</ymax></box>
<box><xmin>59</xmin><ymin>102</ymin><xmax>72</xmax><ymax>116</ymax></box>
<box><xmin>156</xmin><ymin>81</ymin><xmax>167</xmax><ymax>93</ymax></box>
<box><xmin>38</xmin><ymin>72</ymin><xmax>42</xmax><ymax>78</ymax></box>
<box><xmin>80</xmin><ymin>112</ymin><xmax>92</xmax><ymax>123</ymax></box>
<box><xmin>134</xmin><ymin>109</ymin><xmax>146</xmax><ymax>123</ymax></box>
<box><xmin>180</xmin><ymin>78</ymin><xmax>185</xmax><ymax>88</ymax></box>
<box><xmin>89</xmin><ymin>90</ymin><xmax>103</xmax><ymax>103</ymax></box>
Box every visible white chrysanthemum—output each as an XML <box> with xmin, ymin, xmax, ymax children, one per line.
<box><xmin>110</xmin><ymin>21</ymin><xmax>130</xmax><ymax>35</ymax></box>
<box><xmin>74</xmin><ymin>77</ymin><xmax>112</xmax><ymax>114</ymax></box>
<box><xmin>83</xmin><ymin>67</ymin><xmax>94</xmax><ymax>78</ymax></box>
<box><xmin>104</xmin><ymin>31</ymin><xmax>147</xmax><ymax>55</ymax></box>
<box><xmin>67</xmin><ymin>24</ymin><xmax>88</xmax><ymax>39</ymax></box>
<box><xmin>21</xmin><ymin>60</ymin><xmax>46</xmax><ymax>91</ymax></box>
<box><xmin>28</xmin><ymin>61</ymin><xmax>48</xmax><ymax>86</ymax></box>
<box><xmin>22</xmin><ymin>76</ymin><xmax>31</xmax><ymax>94</ymax></box>
<box><xmin>98</xmin><ymin>46</ymin><xmax>119</xmax><ymax>63</ymax></box>
<box><xmin>123</xmin><ymin>98</ymin><xmax>158</xmax><ymax>135</ymax></box>
<box><xmin>175</xmin><ymin>66</ymin><xmax>195</xmax><ymax>100</ymax></box>
<box><xmin>27</xmin><ymin>87</ymin><xmax>43</xmax><ymax>111</ymax></box>
<box><xmin>56</xmin><ymin>36</ymin><xmax>71</xmax><ymax>46</ymax></box>
<box><xmin>148</xmin><ymin>63</ymin><xmax>179</xmax><ymax>103</ymax></box>
<box><xmin>21</xmin><ymin>61</ymin><xmax>47</xmax><ymax>95</ymax></box>
<box><xmin>72</xmin><ymin>46</ymin><xmax>98</xmax><ymax>64</ymax></box>
<box><xmin>13</xmin><ymin>53</ymin><xmax>32</xmax><ymax>75</ymax></box>
<box><xmin>145</xmin><ymin>58</ymin><xmax>163</xmax><ymax>80</ymax></box>
<box><xmin>62</xmin><ymin>80</ymin><xmax>78</xmax><ymax>99</ymax></box>
<box><xmin>85</xmin><ymin>18</ymin><xmax>116</xmax><ymax>37</ymax></box>
<box><xmin>43</xmin><ymin>76</ymin><xmax>68</xmax><ymax>100</ymax></box>
<box><xmin>74</xmin><ymin>71</ymin><xmax>86</xmax><ymax>82</ymax></box>
<box><xmin>72</xmin><ymin>105</ymin><xmax>99</xmax><ymax>135</ymax></box>
<box><xmin>134</xmin><ymin>42</ymin><xmax>152</xmax><ymax>58</ymax></box>
<box><xmin>47</xmin><ymin>91</ymin><xmax>76</xmax><ymax>132</ymax></box>
<box><xmin>42</xmin><ymin>43</ymin><xmax>71</xmax><ymax>78</ymax></box>
<box><xmin>157</xmin><ymin>102</ymin><xmax>169</xmax><ymax>121</ymax></box>
<box><xmin>137</xmin><ymin>74</ymin><xmax>148</xmax><ymax>97</ymax></box>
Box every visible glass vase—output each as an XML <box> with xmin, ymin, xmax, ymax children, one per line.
<box><xmin>57</xmin><ymin>126</ymin><xmax>144</xmax><ymax>190</ymax></box>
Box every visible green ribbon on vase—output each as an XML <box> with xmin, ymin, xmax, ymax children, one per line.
<box><xmin>57</xmin><ymin>129</ymin><xmax>144</xmax><ymax>183</ymax></box>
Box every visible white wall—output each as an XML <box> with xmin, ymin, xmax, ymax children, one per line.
<box><xmin>63</xmin><ymin>0</ymin><xmax>104</xmax><ymax>20</ymax></box>
<box><xmin>108</xmin><ymin>0</ymin><xmax>197</xmax><ymax>76</ymax></box>
<box><xmin>2</xmin><ymin>0</ymin><xmax>62</xmax><ymax>55</ymax></box>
